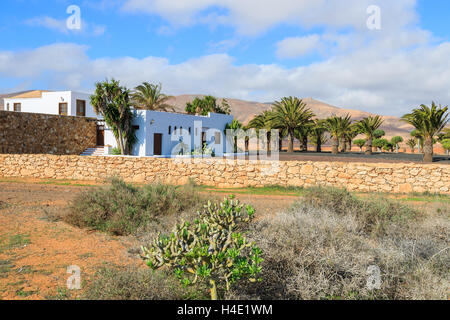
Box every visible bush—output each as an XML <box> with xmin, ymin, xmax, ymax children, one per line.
<box><xmin>302</xmin><ymin>187</ymin><xmax>418</xmax><ymax>237</ymax></box>
<box><xmin>141</xmin><ymin>196</ymin><xmax>262</xmax><ymax>300</ymax></box>
<box><xmin>83</xmin><ymin>267</ymin><xmax>207</xmax><ymax>300</ymax></box>
<box><xmin>228</xmin><ymin>187</ymin><xmax>448</xmax><ymax>300</ymax></box>
<box><xmin>64</xmin><ymin>178</ymin><xmax>203</xmax><ymax>236</ymax></box>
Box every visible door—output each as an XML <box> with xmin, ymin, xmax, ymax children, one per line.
<box><xmin>154</xmin><ymin>133</ymin><xmax>163</xmax><ymax>156</ymax></box>
<box><xmin>97</xmin><ymin>125</ymin><xmax>105</xmax><ymax>146</ymax></box>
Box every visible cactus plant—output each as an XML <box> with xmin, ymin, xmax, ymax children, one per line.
<box><xmin>141</xmin><ymin>196</ymin><xmax>263</xmax><ymax>300</ymax></box>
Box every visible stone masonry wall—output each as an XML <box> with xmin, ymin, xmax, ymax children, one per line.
<box><xmin>0</xmin><ymin>154</ymin><xmax>449</xmax><ymax>194</ymax></box>
<box><xmin>0</xmin><ymin>111</ymin><xmax>97</xmax><ymax>155</ymax></box>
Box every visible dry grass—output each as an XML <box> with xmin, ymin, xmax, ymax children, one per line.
<box><xmin>228</xmin><ymin>187</ymin><xmax>449</xmax><ymax>300</ymax></box>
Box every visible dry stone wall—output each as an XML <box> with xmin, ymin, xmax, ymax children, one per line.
<box><xmin>0</xmin><ymin>154</ymin><xmax>449</xmax><ymax>194</ymax></box>
<box><xmin>0</xmin><ymin>111</ymin><xmax>97</xmax><ymax>155</ymax></box>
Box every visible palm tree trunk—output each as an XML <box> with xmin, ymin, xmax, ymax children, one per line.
<box><xmin>301</xmin><ymin>135</ymin><xmax>308</xmax><ymax>152</ymax></box>
<box><xmin>279</xmin><ymin>132</ymin><xmax>283</xmax><ymax>152</ymax></box>
<box><xmin>423</xmin><ymin>137</ymin><xmax>433</xmax><ymax>163</ymax></box>
<box><xmin>316</xmin><ymin>136</ymin><xmax>322</xmax><ymax>153</ymax></box>
<box><xmin>288</xmin><ymin>130</ymin><xmax>294</xmax><ymax>153</ymax></box>
<box><xmin>267</xmin><ymin>132</ymin><xmax>271</xmax><ymax>152</ymax></box>
<box><xmin>365</xmin><ymin>137</ymin><xmax>373</xmax><ymax>155</ymax></box>
<box><xmin>332</xmin><ymin>137</ymin><xmax>339</xmax><ymax>154</ymax></box>
<box><xmin>339</xmin><ymin>137</ymin><xmax>346</xmax><ymax>153</ymax></box>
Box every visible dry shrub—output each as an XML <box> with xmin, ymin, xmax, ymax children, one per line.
<box><xmin>83</xmin><ymin>267</ymin><xmax>208</xmax><ymax>300</ymax></box>
<box><xmin>228</xmin><ymin>187</ymin><xmax>449</xmax><ymax>300</ymax></box>
<box><xmin>64</xmin><ymin>178</ymin><xmax>204</xmax><ymax>236</ymax></box>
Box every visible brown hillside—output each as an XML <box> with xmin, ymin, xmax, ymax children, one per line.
<box><xmin>166</xmin><ymin>95</ymin><xmax>414</xmax><ymax>140</ymax></box>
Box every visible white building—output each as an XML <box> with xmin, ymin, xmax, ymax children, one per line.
<box><xmin>115</xmin><ymin>110</ymin><xmax>234</xmax><ymax>157</ymax></box>
<box><xmin>3</xmin><ymin>90</ymin><xmax>96</xmax><ymax>118</ymax></box>
<box><xmin>3</xmin><ymin>90</ymin><xmax>235</xmax><ymax>157</ymax></box>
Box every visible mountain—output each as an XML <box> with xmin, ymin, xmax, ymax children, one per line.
<box><xmin>166</xmin><ymin>95</ymin><xmax>414</xmax><ymax>140</ymax></box>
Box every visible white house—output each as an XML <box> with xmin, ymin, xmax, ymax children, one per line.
<box><xmin>3</xmin><ymin>90</ymin><xmax>96</xmax><ymax>118</ymax></box>
<box><xmin>110</xmin><ymin>110</ymin><xmax>234</xmax><ymax>157</ymax></box>
<box><xmin>3</xmin><ymin>90</ymin><xmax>235</xmax><ymax>157</ymax></box>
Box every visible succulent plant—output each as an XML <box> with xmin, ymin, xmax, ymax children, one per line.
<box><xmin>141</xmin><ymin>196</ymin><xmax>262</xmax><ymax>300</ymax></box>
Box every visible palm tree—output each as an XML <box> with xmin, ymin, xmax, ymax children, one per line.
<box><xmin>131</xmin><ymin>82</ymin><xmax>174</xmax><ymax>111</ymax></box>
<box><xmin>225</xmin><ymin>120</ymin><xmax>243</xmax><ymax>154</ymax></box>
<box><xmin>271</xmin><ymin>97</ymin><xmax>315</xmax><ymax>153</ymax></box>
<box><xmin>402</xmin><ymin>102</ymin><xmax>449</xmax><ymax>162</ymax></box>
<box><xmin>248</xmin><ymin>110</ymin><xmax>274</xmax><ymax>152</ymax></box>
<box><xmin>91</xmin><ymin>79</ymin><xmax>136</xmax><ymax>155</ymax></box>
<box><xmin>295</xmin><ymin>121</ymin><xmax>314</xmax><ymax>152</ymax></box>
<box><xmin>356</xmin><ymin>116</ymin><xmax>384</xmax><ymax>155</ymax></box>
<box><xmin>337</xmin><ymin>115</ymin><xmax>353</xmax><ymax>152</ymax></box>
<box><xmin>324</xmin><ymin>116</ymin><xmax>341</xmax><ymax>154</ymax></box>
<box><xmin>309</xmin><ymin>120</ymin><xmax>328</xmax><ymax>153</ymax></box>
<box><xmin>406</xmin><ymin>138</ymin><xmax>417</xmax><ymax>153</ymax></box>
<box><xmin>345</xmin><ymin>124</ymin><xmax>360</xmax><ymax>152</ymax></box>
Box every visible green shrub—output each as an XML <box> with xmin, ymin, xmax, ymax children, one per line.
<box><xmin>64</xmin><ymin>178</ymin><xmax>203</xmax><ymax>236</ymax></box>
<box><xmin>141</xmin><ymin>196</ymin><xmax>262</xmax><ymax>300</ymax></box>
<box><xmin>83</xmin><ymin>267</ymin><xmax>206</xmax><ymax>300</ymax></box>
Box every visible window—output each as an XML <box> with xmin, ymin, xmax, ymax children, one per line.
<box><xmin>215</xmin><ymin>132</ymin><xmax>221</xmax><ymax>144</ymax></box>
<box><xmin>59</xmin><ymin>103</ymin><xmax>68</xmax><ymax>115</ymax></box>
<box><xmin>13</xmin><ymin>103</ymin><xmax>21</xmax><ymax>112</ymax></box>
<box><xmin>174</xmin><ymin>126</ymin><xmax>177</xmax><ymax>134</ymax></box>
<box><xmin>6</xmin><ymin>103</ymin><xmax>9</xmax><ymax>111</ymax></box>
<box><xmin>76</xmin><ymin>100</ymin><xmax>86</xmax><ymax>117</ymax></box>
<box><xmin>132</xmin><ymin>125</ymin><xmax>140</xmax><ymax>131</ymax></box>
<box><xmin>168</xmin><ymin>126</ymin><xmax>172</xmax><ymax>134</ymax></box>
<box><xmin>188</xmin><ymin>127</ymin><xmax>191</xmax><ymax>134</ymax></box>
<box><xmin>180</xmin><ymin>126</ymin><xmax>183</xmax><ymax>134</ymax></box>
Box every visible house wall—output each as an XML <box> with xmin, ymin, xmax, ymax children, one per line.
<box><xmin>3</xmin><ymin>91</ymin><xmax>98</xmax><ymax>118</ymax></box>
<box><xmin>0</xmin><ymin>154</ymin><xmax>448</xmax><ymax>194</ymax></box>
<box><xmin>104</xmin><ymin>111</ymin><xmax>234</xmax><ymax>156</ymax></box>
<box><xmin>0</xmin><ymin>110</ymin><xmax>97</xmax><ymax>155</ymax></box>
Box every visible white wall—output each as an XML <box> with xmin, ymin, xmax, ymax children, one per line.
<box><xmin>4</xmin><ymin>91</ymin><xmax>99</xmax><ymax>118</ymax></box>
<box><xmin>104</xmin><ymin>110</ymin><xmax>234</xmax><ymax>157</ymax></box>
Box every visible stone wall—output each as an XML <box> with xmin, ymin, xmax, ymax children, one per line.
<box><xmin>0</xmin><ymin>154</ymin><xmax>449</xmax><ymax>194</ymax></box>
<box><xmin>0</xmin><ymin>111</ymin><xmax>97</xmax><ymax>155</ymax></box>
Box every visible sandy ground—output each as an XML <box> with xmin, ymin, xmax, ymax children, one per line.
<box><xmin>0</xmin><ymin>181</ymin><xmax>296</xmax><ymax>300</ymax></box>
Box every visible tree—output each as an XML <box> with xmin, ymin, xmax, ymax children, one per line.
<box><xmin>391</xmin><ymin>136</ymin><xmax>404</xmax><ymax>153</ymax></box>
<box><xmin>353</xmin><ymin>139</ymin><xmax>366</xmax><ymax>152</ymax></box>
<box><xmin>248</xmin><ymin>110</ymin><xmax>274</xmax><ymax>152</ymax></box>
<box><xmin>442</xmin><ymin>139</ymin><xmax>450</xmax><ymax>155</ymax></box>
<box><xmin>373</xmin><ymin>129</ymin><xmax>385</xmax><ymax>139</ymax></box>
<box><xmin>406</xmin><ymin>139</ymin><xmax>417</xmax><ymax>153</ymax></box>
<box><xmin>309</xmin><ymin>120</ymin><xmax>328</xmax><ymax>153</ymax></box>
<box><xmin>295</xmin><ymin>122</ymin><xmax>314</xmax><ymax>152</ymax></box>
<box><xmin>91</xmin><ymin>79</ymin><xmax>136</xmax><ymax>155</ymax></box>
<box><xmin>186</xmin><ymin>96</ymin><xmax>231</xmax><ymax>115</ymax></box>
<box><xmin>131</xmin><ymin>82</ymin><xmax>174</xmax><ymax>111</ymax></box>
<box><xmin>402</xmin><ymin>102</ymin><xmax>449</xmax><ymax>162</ymax></box>
<box><xmin>344</xmin><ymin>124</ymin><xmax>359</xmax><ymax>152</ymax></box>
<box><xmin>410</xmin><ymin>129</ymin><xmax>423</xmax><ymax>153</ymax></box>
<box><xmin>270</xmin><ymin>97</ymin><xmax>315</xmax><ymax>153</ymax></box>
<box><xmin>324</xmin><ymin>116</ymin><xmax>342</xmax><ymax>155</ymax></box>
<box><xmin>356</xmin><ymin>116</ymin><xmax>384</xmax><ymax>155</ymax></box>
<box><xmin>373</xmin><ymin>138</ymin><xmax>388</xmax><ymax>152</ymax></box>
<box><xmin>225</xmin><ymin>120</ymin><xmax>243</xmax><ymax>154</ymax></box>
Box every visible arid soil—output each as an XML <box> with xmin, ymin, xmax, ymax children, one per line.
<box><xmin>0</xmin><ymin>180</ymin><xmax>296</xmax><ymax>300</ymax></box>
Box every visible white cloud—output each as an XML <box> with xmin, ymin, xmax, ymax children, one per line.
<box><xmin>122</xmin><ymin>0</ymin><xmax>418</xmax><ymax>35</ymax></box>
<box><xmin>1</xmin><ymin>41</ymin><xmax>449</xmax><ymax>117</ymax></box>
<box><xmin>25</xmin><ymin>17</ymin><xmax>106</xmax><ymax>37</ymax></box>
<box><xmin>276</xmin><ymin>35</ymin><xmax>321</xmax><ymax>58</ymax></box>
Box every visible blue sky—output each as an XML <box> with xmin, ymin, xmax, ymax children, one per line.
<box><xmin>0</xmin><ymin>0</ymin><xmax>449</xmax><ymax>116</ymax></box>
